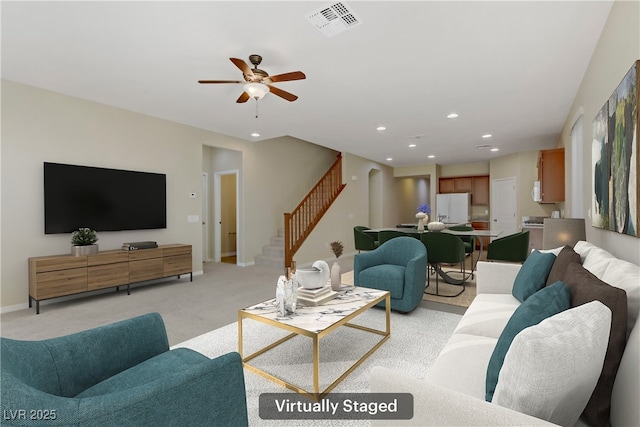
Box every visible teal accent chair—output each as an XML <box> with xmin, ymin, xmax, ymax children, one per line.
<box><xmin>354</xmin><ymin>225</ymin><xmax>378</xmax><ymax>252</ymax></box>
<box><xmin>0</xmin><ymin>313</ymin><xmax>248</xmax><ymax>427</ymax></box>
<box><xmin>487</xmin><ymin>230</ymin><xmax>530</xmax><ymax>263</ymax></box>
<box><xmin>353</xmin><ymin>236</ymin><xmax>427</xmax><ymax>313</ymax></box>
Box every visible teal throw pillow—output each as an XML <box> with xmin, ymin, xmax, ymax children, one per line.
<box><xmin>512</xmin><ymin>250</ymin><xmax>556</xmax><ymax>302</ymax></box>
<box><xmin>486</xmin><ymin>281</ymin><xmax>570</xmax><ymax>402</ymax></box>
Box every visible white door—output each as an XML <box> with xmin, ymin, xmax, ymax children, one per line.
<box><xmin>491</xmin><ymin>177</ymin><xmax>518</xmax><ymax>238</ymax></box>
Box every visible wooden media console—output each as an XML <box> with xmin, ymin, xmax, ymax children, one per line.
<box><xmin>28</xmin><ymin>244</ymin><xmax>192</xmax><ymax>314</ymax></box>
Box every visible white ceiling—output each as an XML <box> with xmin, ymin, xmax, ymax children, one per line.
<box><xmin>1</xmin><ymin>1</ymin><xmax>613</xmax><ymax>166</ymax></box>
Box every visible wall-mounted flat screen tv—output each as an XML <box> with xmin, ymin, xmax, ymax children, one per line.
<box><xmin>44</xmin><ymin>162</ymin><xmax>167</xmax><ymax>234</ymax></box>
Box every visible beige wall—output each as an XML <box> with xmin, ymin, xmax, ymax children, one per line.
<box><xmin>490</xmin><ymin>150</ymin><xmax>560</xmax><ymax>223</ymax></box>
<box><xmin>440</xmin><ymin>162</ymin><xmax>490</xmax><ymax>177</ymax></box>
<box><xmin>556</xmin><ymin>0</ymin><xmax>639</xmax><ymax>263</ymax></box>
<box><xmin>294</xmin><ymin>152</ymin><xmax>397</xmax><ymax>266</ymax></box>
<box><xmin>1</xmin><ymin>81</ymin><xmax>383</xmax><ymax>310</ymax></box>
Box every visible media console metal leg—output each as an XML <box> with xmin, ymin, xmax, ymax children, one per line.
<box><xmin>36</xmin><ymin>300</ymin><xmax>40</xmax><ymax>315</ymax></box>
<box><xmin>127</xmin><ymin>284</ymin><xmax>131</xmax><ymax>295</ymax></box>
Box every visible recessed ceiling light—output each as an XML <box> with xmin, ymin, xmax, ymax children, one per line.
<box><xmin>251</xmin><ymin>132</ymin><xmax>260</xmax><ymax>137</ymax></box>
<box><xmin>482</xmin><ymin>134</ymin><xmax>492</xmax><ymax>139</ymax></box>
<box><xmin>408</xmin><ymin>144</ymin><xmax>417</xmax><ymax>148</ymax></box>
<box><xmin>447</xmin><ymin>113</ymin><xmax>459</xmax><ymax>119</ymax></box>
<box><xmin>386</xmin><ymin>157</ymin><xmax>393</xmax><ymax>161</ymax></box>
<box><xmin>490</xmin><ymin>147</ymin><xmax>500</xmax><ymax>152</ymax></box>
<box><xmin>377</xmin><ymin>126</ymin><xmax>386</xmax><ymax>131</ymax></box>
<box><xmin>428</xmin><ymin>155</ymin><xmax>435</xmax><ymax>159</ymax></box>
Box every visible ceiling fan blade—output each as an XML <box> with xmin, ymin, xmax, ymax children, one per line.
<box><xmin>236</xmin><ymin>91</ymin><xmax>250</xmax><ymax>103</ymax></box>
<box><xmin>230</xmin><ymin>57</ymin><xmax>254</xmax><ymax>78</ymax></box>
<box><xmin>198</xmin><ymin>80</ymin><xmax>244</xmax><ymax>84</ymax></box>
<box><xmin>266</xmin><ymin>71</ymin><xmax>306</xmax><ymax>83</ymax></box>
<box><xmin>266</xmin><ymin>84</ymin><xmax>298</xmax><ymax>102</ymax></box>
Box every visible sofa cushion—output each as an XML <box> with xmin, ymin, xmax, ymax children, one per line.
<box><xmin>426</xmin><ymin>333</ymin><xmax>498</xmax><ymax>400</ymax></box>
<box><xmin>562</xmin><ymin>262</ymin><xmax>628</xmax><ymax>427</ymax></box>
<box><xmin>486</xmin><ymin>281</ymin><xmax>570</xmax><ymax>402</ymax></box>
<box><xmin>492</xmin><ymin>301</ymin><xmax>612</xmax><ymax>427</ymax></box>
<box><xmin>75</xmin><ymin>348</ymin><xmax>209</xmax><ymax>398</ymax></box>
<box><xmin>512</xmin><ymin>250</ymin><xmax>556</xmax><ymax>302</ymax></box>
<box><xmin>452</xmin><ymin>294</ymin><xmax>520</xmax><ymax>339</ymax></box>
<box><xmin>546</xmin><ymin>245</ymin><xmax>581</xmax><ymax>286</ymax></box>
<box><xmin>358</xmin><ymin>265</ymin><xmax>405</xmax><ymax>299</ymax></box>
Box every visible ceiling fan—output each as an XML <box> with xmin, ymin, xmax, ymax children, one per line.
<box><xmin>198</xmin><ymin>54</ymin><xmax>306</xmax><ymax>103</ymax></box>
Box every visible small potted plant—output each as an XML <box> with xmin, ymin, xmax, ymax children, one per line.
<box><xmin>70</xmin><ymin>228</ymin><xmax>99</xmax><ymax>256</ymax></box>
<box><xmin>329</xmin><ymin>241</ymin><xmax>344</xmax><ymax>291</ymax></box>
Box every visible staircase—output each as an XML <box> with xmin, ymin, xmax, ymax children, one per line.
<box><xmin>254</xmin><ymin>228</ymin><xmax>285</xmax><ymax>268</ymax></box>
<box><xmin>254</xmin><ymin>153</ymin><xmax>346</xmax><ymax>271</ymax></box>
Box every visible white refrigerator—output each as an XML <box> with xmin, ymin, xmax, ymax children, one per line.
<box><xmin>436</xmin><ymin>193</ymin><xmax>471</xmax><ymax>224</ymax></box>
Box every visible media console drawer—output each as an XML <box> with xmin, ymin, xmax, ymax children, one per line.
<box><xmin>28</xmin><ymin>244</ymin><xmax>192</xmax><ymax>314</ymax></box>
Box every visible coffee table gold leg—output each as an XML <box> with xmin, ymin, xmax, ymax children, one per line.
<box><xmin>386</xmin><ymin>294</ymin><xmax>391</xmax><ymax>333</ymax></box>
<box><xmin>238</xmin><ymin>312</ymin><xmax>243</xmax><ymax>357</ymax></box>
<box><xmin>313</xmin><ymin>336</ymin><xmax>320</xmax><ymax>395</ymax></box>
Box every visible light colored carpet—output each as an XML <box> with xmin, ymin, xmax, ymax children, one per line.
<box><xmin>174</xmin><ymin>306</ymin><xmax>462</xmax><ymax>426</ymax></box>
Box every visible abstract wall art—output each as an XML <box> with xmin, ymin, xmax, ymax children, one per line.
<box><xmin>592</xmin><ymin>60</ymin><xmax>639</xmax><ymax>237</ymax></box>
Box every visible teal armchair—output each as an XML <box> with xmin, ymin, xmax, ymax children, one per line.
<box><xmin>1</xmin><ymin>313</ymin><xmax>248</xmax><ymax>427</ymax></box>
<box><xmin>353</xmin><ymin>236</ymin><xmax>427</xmax><ymax>313</ymax></box>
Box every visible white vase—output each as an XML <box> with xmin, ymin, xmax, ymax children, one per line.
<box><xmin>330</xmin><ymin>261</ymin><xmax>341</xmax><ymax>291</ymax></box>
<box><xmin>276</xmin><ymin>275</ymin><xmax>298</xmax><ymax>316</ymax></box>
<box><xmin>415</xmin><ymin>212</ymin><xmax>427</xmax><ymax>232</ymax></box>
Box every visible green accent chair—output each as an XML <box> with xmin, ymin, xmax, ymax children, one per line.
<box><xmin>487</xmin><ymin>230</ymin><xmax>530</xmax><ymax>263</ymax></box>
<box><xmin>447</xmin><ymin>225</ymin><xmax>476</xmax><ymax>278</ymax></box>
<box><xmin>354</xmin><ymin>236</ymin><xmax>427</xmax><ymax>313</ymax></box>
<box><xmin>0</xmin><ymin>313</ymin><xmax>248</xmax><ymax>427</ymax></box>
<box><xmin>420</xmin><ymin>232</ymin><xmax>467</xmax><ymax>297</ymax></box>
<box><xmin>354</xmin><ymin>225</ymin><xmax>378</xmax><ymax>252</ymax></box>
<box><xmin>378</xmin><ymin>230</ymin><xmax>409</xmax><ymax>245</ymax></box>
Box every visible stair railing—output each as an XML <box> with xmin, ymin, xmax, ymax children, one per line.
<box><xmin>284</xmin><ymin>153</ymin><xmax>346</xmax><ymax>275</ymax></box>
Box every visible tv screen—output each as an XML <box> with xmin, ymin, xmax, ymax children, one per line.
<box><xmin>44</xmin><ymin>162</ymin><xmax>167</xmax><ymax>234</ymax></box>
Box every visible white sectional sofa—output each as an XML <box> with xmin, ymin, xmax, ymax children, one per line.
<box><xmin>371</xmin><ymin>241</ymin><xmax>639</xmax><ymax>426</ymax></box>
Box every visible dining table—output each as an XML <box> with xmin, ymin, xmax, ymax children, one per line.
<box><xmin>363</xmin><ymin>226</ymin><xmax>503</xmax><ymax>285</ymax></box>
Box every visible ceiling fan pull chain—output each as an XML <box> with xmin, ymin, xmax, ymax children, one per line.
<box><xmin>255</xmin><ymin>99</ymin><xmax>259</xmax><ymax>118</ymax></box>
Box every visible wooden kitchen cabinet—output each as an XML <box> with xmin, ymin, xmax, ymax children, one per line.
<box><xmin>439</xmin><ymin>178</ymin><xmax>455</xmax><ymax>193</ymax></box>
<box><xmin>439</xmin><ymin>175</ymin><xmax>490</xmax><ymax>206</ymax></box>
<box><xmin>538</xmin><ymin>148</ymin><xmax>565</xmax><ymax>203</ymax></box>
<box><xmin>471</xmin><ymin>221</ymin><xmax>490</xmax><ymax>249</ymax></box>
<box><xmin>454</xmin><ymin>177</ymin><xmax>473</xmax><ymax>192</ymax></box>
<box><xmin>472</xmin><ymin>176</ymin><xmax>490</xmax><ymax>205</ymax></box>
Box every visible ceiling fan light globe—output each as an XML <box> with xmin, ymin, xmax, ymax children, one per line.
<box><xmin>244</xmin><ymin>82</ymin><xmax>269</xmax><ymax>100</ymax></box>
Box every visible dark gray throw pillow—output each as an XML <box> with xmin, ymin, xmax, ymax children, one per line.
<box><xmin>562</xmin><ymin>262</ymin><xmax>628</xmax><ymax>427</ymax></box>
<box><xmin>546</xmin><ymin>245</ymin><xmax>582</xmax><ymax>286</ymax></box>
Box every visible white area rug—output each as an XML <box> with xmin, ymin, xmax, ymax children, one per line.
<box><xmin>174</xmin><ymin>307</ymin><xmax>462</xmax><ymax>426</ymax></box>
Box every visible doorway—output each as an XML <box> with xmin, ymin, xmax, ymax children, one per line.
<box><xmin>491</xmin><ymin>177</ymin><xmax>518</xmax><ymax>238</ymax></box>
<box><xmin>214</xmin><ymin>170</ymin><xmax>238</xmax><ymax>264</ymax></box>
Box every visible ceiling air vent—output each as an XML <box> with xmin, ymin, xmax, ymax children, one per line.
<box><xmin>306</xmin><ymin>2</ymin><xmax>362</xmax><ymax>38</ymax></box>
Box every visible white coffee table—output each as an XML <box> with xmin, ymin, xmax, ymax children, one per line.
<box><xmin>238</xmin><ymin>286</ymin><xmax>390</xmax><ymax>400</ymax></box>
